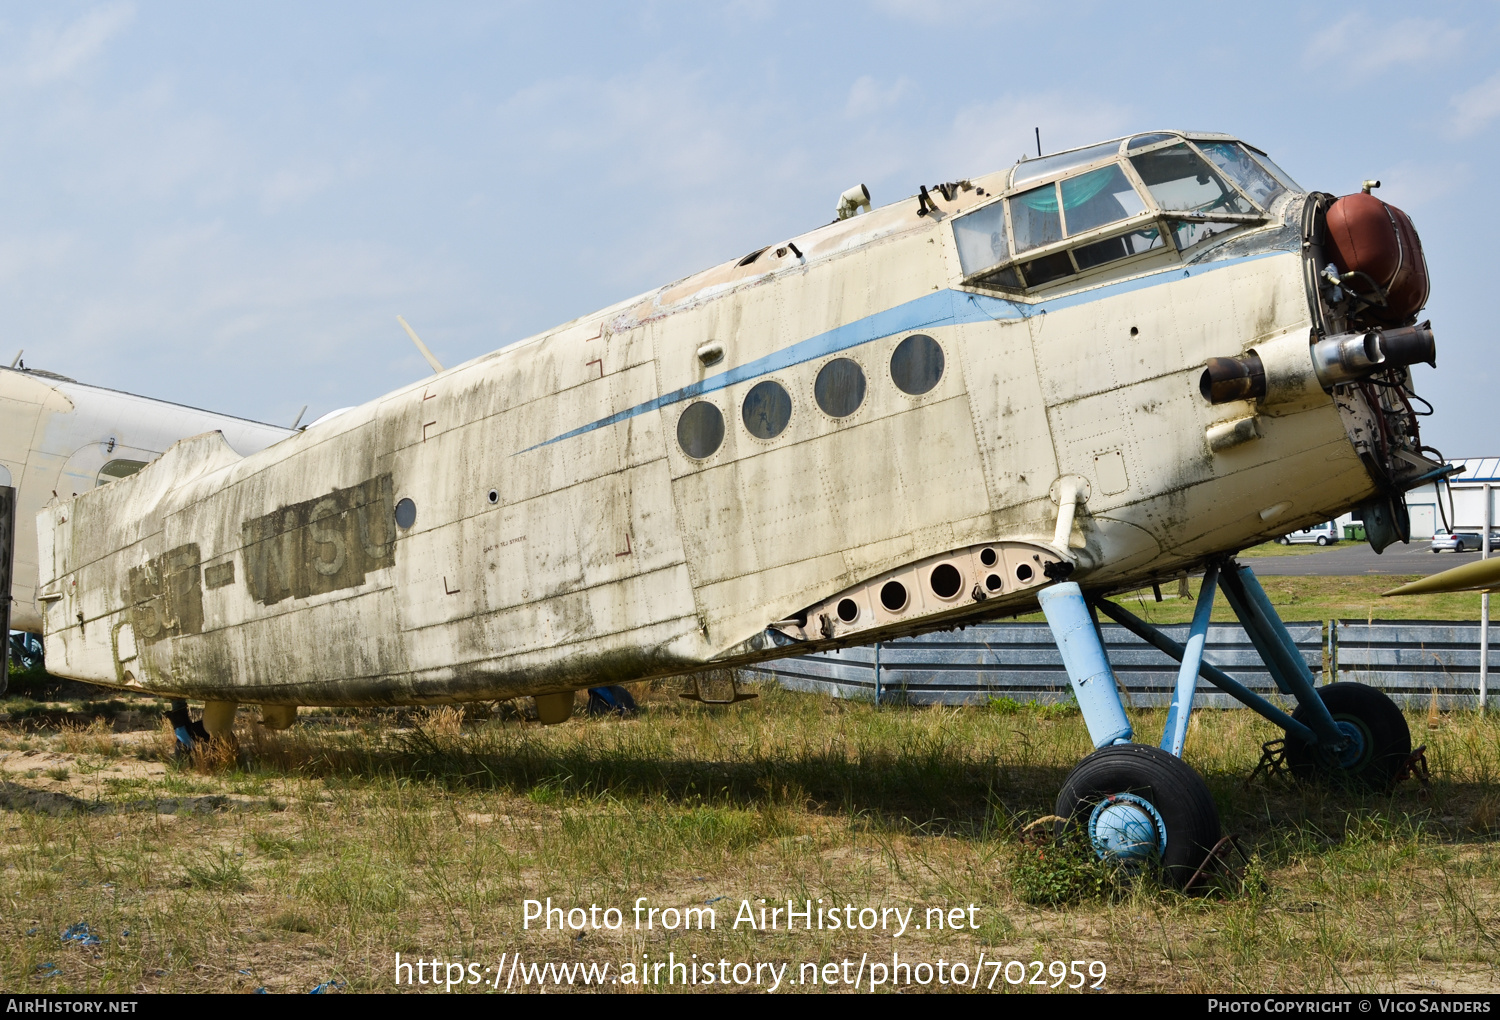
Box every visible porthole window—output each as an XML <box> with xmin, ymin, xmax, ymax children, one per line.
<box><xmin>676</xmin><ymin>400</ymin><xmax>725</xmax><ymax>459</ymax></box>
<box><xmin>742</xmin><ymin>380</ymin><xmax>792</xmax><ymax>440</ymax></box>
<box><xmin>929</xmin><ymin>563</ymin><xmax>962</xmax><ymax>599</ymax></box>
<box><xmin>890</xmin><ymin>335</ymin><xmax>945</xmax><ymax>395</ymax></box>
<box><xmin>880</xmin><ymin>580</ymin><xmax>908</xmax><ymax>612</ymax></box>
<box><xmin>814</xmin><ymin>358</ymin><xmax>866</xmax><ymax>418</ymax></box>
<box><xmin>395</xmin><ymin>497</ymin><xmax>417</xmax><ymax>529</ymax></box>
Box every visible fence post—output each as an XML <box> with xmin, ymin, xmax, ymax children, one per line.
<box><xmin>0</xmin><ymin>484</ymin><xmax>14</xmax><ymax>696</ymax></box>
<box><xmin>1483</xmin><ymin>483</ymin><xmax>1492</xmax><ymax>713</ymax></box>
<box><xmin>873</xmin><ymin>641</ymin><xmax>881</xmax><ymax>706</ymax></box>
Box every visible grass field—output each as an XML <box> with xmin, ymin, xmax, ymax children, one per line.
<box><xmin>1</xmin><ymin>677</ymin><xmax>1496</xmax><ymax>994</ymax></box>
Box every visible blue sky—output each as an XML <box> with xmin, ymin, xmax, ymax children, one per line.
<box><xmin>3</xmin><ymin>1</ymin><xmax>1497</xmax><ymax>456</ymax></box>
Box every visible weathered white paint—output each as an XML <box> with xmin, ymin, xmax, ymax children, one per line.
<box><xmin>0</xmin><ymin>366</ymin><xmax>290</xmax><ymax>632</ymax></box>
<box><xmin>35</xmin><ymin>131</ymin><xmax>1439</xmax><ymax>707</ymax></box>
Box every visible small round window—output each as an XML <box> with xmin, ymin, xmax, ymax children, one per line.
<box><xmin>742</xmin><ymin>380</ymin><xmax>792</xmax><ymax>440</ymax></box>
<box><xmin>677</xmin><ymin>401</ymin><xmax>725</xmax><ymax>459</ymax></box>
<box><xmin>395</xmin><ymin>497</ymin><xmax>417</xmax><ymax>529</ymax></box>
<box><xmin>890</xmin><ymin>334</ymin><xmax>944</xmax><ymax>395</ymax></box>
<box><xmin>814</xmin><ymin>358</ymin><xmax>866</xmax><ymax>418</ymax></box>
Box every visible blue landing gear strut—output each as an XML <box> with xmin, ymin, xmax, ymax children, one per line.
<box><xmin>1040</xmin><ymin>558</ymin><xmax>1411</xmax><ymax>882</ymax></box>
<box><xmin>166</xmin><ymin>699</ymin><xmax>208</xmax><ymax>753</ymax></box>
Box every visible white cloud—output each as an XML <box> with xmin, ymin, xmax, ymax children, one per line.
<box><xmin>845</xmin><ymin>75</ymin><xmax>910</xmax><ymax>118</ymax></box>
<box><xmin>869</xmin><ymin>0</ymin><xmax>1026</xmax><ymax>20</ymax></box>
<box><xmin>1374</xmin><ymin>159</ymin><xmax>1474</xmax><ymax>211</ymax></box>
<box><xmin>939</xmin><ymin>92</ymin><xmax>1133</xmax><ymax>180</ymax></box>
<box><xmin>259</xmin><ymin>166</ymin><xmax>338</xmax><ymax>213</ymax></box>
<box><xmin>18</xmin><ymin>3</ymin><xmax>134</xmax><ymax>86</ymax></box>
<box><xmin>1304</xmin><ymin>15</ymin><xmax>1461</xmax><ymax>73</ymax></box>
<box><xmin>1450</xmin><ymin>71</ymin><xmax>1500</xmax><ymax>137</ymax></box>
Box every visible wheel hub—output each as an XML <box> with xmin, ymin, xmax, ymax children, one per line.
<box><xmin>1331</xmin><ymin>719</ymin><xmax>1367</xmax><ymax>769</ymax></box>
<box><xmin>1088</xmin><ymin>793</ymin><xmax>1166</xmax><ymax>862</ymax></box>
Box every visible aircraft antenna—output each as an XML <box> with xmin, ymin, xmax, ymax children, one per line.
<box><xmin>398</xmin><ymin>315</ymin><xmax>445</xmax><ymax>374</ymax></box>
<box><xmin>1035</xmin><ymin>127</ymin><xmax>1042</xmax><ymax>157</ymax></box>
<box><xmin>290</xmin><ymin>405</ymin><xmax>308</xmax><ymax>430</ymax></box>
<box><xmin>8</xmin><ymin>350</ymin><xmax>20</xmax><ymax>368</ymax></box>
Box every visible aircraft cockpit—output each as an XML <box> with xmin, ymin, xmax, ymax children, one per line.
<box><xmin>953</xmin><ymin>131</ymin><xmax>1301</xmax><ymax>293</ymax></box>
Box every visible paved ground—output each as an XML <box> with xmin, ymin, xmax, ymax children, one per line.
<box><xmin>1247</xmin><ymin>542</ymin><xmax>1488</xmax><ymax>576</ymax></box>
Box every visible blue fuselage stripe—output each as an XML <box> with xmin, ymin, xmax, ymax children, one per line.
<box><xmin>519</xmin><ymin>251</ymin><xmax>1284</xmax><ymax>453</ymax></box>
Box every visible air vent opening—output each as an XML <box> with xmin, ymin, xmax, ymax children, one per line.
<box><xmin>836</xmin><ymin>598</ymin><xmax>859</xmax><ymax>623</ymax></box>
<box><xmin>979</xmin><ymin>547</ymin><xmax>998</xmax><ymax>567</ymax></box>
<box><xmin>1015</xmin><ymin>563</ymin><xmax>1034</xmax><ymax>582</ymax></box>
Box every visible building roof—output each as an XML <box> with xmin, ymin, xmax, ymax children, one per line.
<box><xmin>1451</xmin><ymin>458</ymin><xmax>1500</xmax><ymax>484</ymax></box>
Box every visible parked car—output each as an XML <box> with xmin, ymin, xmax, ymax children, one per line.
<box><xmin>1430</xmin><ymin>531</ymin><xmax>1500</xmax><ymax>553</ymax></box>
<box><xmin>1278</xmin><ymin>522</ymin><xmax>1341</xmax><ymax>546</ymax></box>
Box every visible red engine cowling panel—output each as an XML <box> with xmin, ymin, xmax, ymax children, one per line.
<box><xmin>1324</xmin><ymin>193</ymin><xmax>1430</xmax><ymax>326</ymax></box>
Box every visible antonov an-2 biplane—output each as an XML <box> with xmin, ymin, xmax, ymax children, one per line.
<box><xmin>33</xmin><ymin>130</ymin><xmax>1446</xmax><ymax>880</ymax></box>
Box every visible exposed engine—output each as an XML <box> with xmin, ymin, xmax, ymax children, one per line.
<box><xmin>1307</xmin><ymin>187</ymin><xmax>1445</xmax><ymax>550</ymax></box>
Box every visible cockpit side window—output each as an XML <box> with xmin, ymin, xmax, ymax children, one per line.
<box><xmin>1010</xmin><ymin>184</ymin><xmax>1063</xmax><ymax>253</ymax></box>
<box><xmin>951</xmin><ymin>200</ymin><xmax>1009</xmax><ymax>277</ymax></box>
<box><xmin>1129</xmin><ymin>143</ymin><xmax>1252</xmax><ymax>217</ymax></box>
<box><xmin>1059</xmin><ymin>164</ymin><xmax>1147</xmax><ymax>236</ymax></box>
<box><xmin>1197</xmin><ymin>141</ymin><xmax>1284</xmax><ymax>208</ymax></box>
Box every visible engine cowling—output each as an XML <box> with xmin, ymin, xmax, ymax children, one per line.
<box><xmin>1324</xmin><ymin>192</ymin><xmax>1430</xmax><ymax>327</ymax></box>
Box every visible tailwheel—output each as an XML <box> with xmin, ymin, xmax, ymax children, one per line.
<box><xmin>1283</xmin><ymin>682</ymin><xmax>1411</xmax><ymax>792</ymax></box>
<box><xmin>1054</xmin><ymin>744</ymin><xmax>1221</xmax><ymax>888</ymax></box>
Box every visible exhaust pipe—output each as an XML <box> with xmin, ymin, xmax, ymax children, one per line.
<box><xmin>1375</xmin><ymin>322</ymin><xmax>1436</xmax><ymax>370</ymax></box>
<box><xmin>1311</xmin><ymin>321</ymin><xmax>1435</xmax><ymax>388</ymax></box>
<box><xmin>1200</xmin><ymin>352</ymin><xmax>1265</xmax><ymax>403</ymax></box>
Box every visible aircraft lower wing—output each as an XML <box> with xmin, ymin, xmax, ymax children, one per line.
<box><xmin>1383</xmin><ymin>557</ymin><xmax>1500</xmax><ymax>597</ymax></box>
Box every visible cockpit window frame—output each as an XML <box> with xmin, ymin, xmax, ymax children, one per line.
<box><xmin>956</xmin><ymin>130</ymin><xmax>1286</xmax><ymax>295</ymax></box>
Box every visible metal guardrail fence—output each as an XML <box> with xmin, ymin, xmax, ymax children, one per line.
<box><xmin>743</xmin><ymin>621</ymin><xmax>1326</xmax><ymax>708</ymax></box>
<box><xmin>744</xmin><ymin>619</ymin><xmax>1495</xmax><ymax>709</ymax></box>
<box><xmin>1333</xmin><ymin>620</ymin><xmax>1493</xmax><ymax>709</ymax></box>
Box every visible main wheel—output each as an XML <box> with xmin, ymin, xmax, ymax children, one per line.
<box><xmin>1054</xmin><ymin>744</ymin><xmax>1221</xmax><ymax>887</ymax></box>
<box><xmin>1283</xmin><ymin>682</ymin><xmax>1411</xmax><ymax>792</ymax></box>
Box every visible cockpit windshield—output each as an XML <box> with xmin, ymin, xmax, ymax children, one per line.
<box><xmin>1128</xmin><ymin>143</ymin><xmax>1252</xmax><ymax>217</ymax></box>
<box><xmin>1196</xmin><ymin>141</ymin><xmax>1285</xmax><ymax>209</ymax></box>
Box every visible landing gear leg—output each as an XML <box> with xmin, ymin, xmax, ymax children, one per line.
<box><xmin>1040</xmin><ymin>581</ymin><xmax>1221</xmax><ymax>884</ymax></box>
<box><xmin>165</xmin><ymin>699</ymin><xmax>209</xmax><ymax>753</ymax></box>
<box><xmin>1218</xmin><ymin>563</ymin><xmax>1411</xmax><ymax>791</ymax></box>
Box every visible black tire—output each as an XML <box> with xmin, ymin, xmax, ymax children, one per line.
<box><xmin>1278</xmin><ymin>537</ymin><xmax>1291</xmax><ymax>545</ymax></box>
<box><xmin>1283</xmin><ymin>682</ymin><xmax>1411</xmax><ymax>792</ymax></box>
<box><xmin>1054</xmin><ymin>744</ymin><xmax>1221</xmax><ymax>887</ymax></box>
<box><xmin>1317</xmin><ymin>536</ymin><xmax>1329</xmax><ymax>546</ymax></box>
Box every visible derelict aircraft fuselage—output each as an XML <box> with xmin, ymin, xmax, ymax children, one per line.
<box><xmin>37</xmin><ymin>130</ymin><xmax>1442</xmax><ymax>717</ymax></box>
